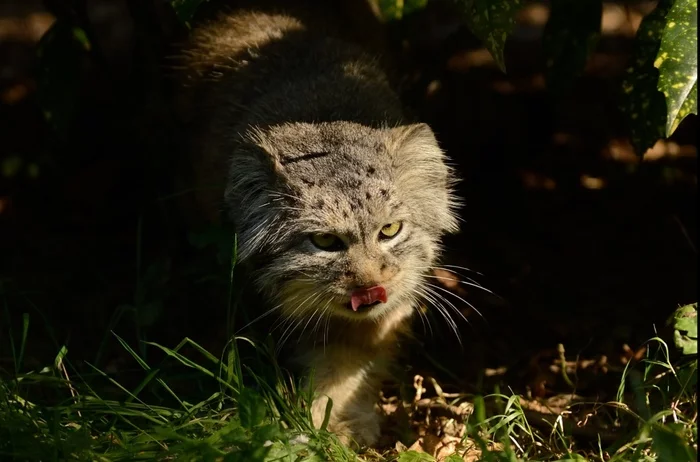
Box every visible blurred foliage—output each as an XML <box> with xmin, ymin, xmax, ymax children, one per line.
<box><xmin>619</xmin><ymin>0</ymin><xmax>675</xmax><ymax>156</ymax></box>
<box><xmin>36</xmin><ymin>18</ymin><xmax>90</xmax><ymax>139</ymax></box>
<box><xmin>655</xmin><ymin>0</ymin><xmax>697</xmax><ymax>137</ymax></box>
<box><xmin>35</xmin><ymin>0</ymin><xmax>697</xmax><ymax>152</ymax></box>
<box><xmin>371</xmin><ymin>0</ymin><xmax>697</xmax><ymax>155</ymax></box>
<box><xmin>375</xmin><ymin>0</ymin><xmax>429</xmax><ymax>21</ymax></box>
<box><xmin>669</xmin><ymin>303</ymin><xmax>698</xmax><ymax>355</ymax></box>
<box><xmin>171</xmin><ymin>0</ymin><xmax>211</xmax><ymax>27</ymax></box>
<box><xmin>542</xmin><ymin>0</ymin><xmax>602</xmax><ymax>96</ymax></box>
<box><xmin>451</xmin><ymin>0</ymin><xmax>524</xmax><ymax>73</ymax></box>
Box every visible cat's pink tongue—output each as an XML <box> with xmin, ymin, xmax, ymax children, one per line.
<box><xmin>350</xmin><ymin>286</ymin><xmax>387</xmax><ymax>311</ymax></box>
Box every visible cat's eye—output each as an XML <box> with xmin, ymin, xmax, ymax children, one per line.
<box><xmin>310</xmin><ymin>233</ymin><xmax>343</xmax><ymax>251</ymax></box>
<box><xmin>379</xmin><ymin>222</ymin><xmax>402</xmax><ymax>240</ymax></box>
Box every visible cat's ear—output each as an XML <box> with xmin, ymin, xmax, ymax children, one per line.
<box><xmin>384</xmin><ymin>123</ymin><xmax>460</xmax><ymax>234</ymax></box>
<box><xmin>384</xmin><ymin>123</ymin><xmax>450</xmax><ymax>178</ymax></box>
<box><xmin>225</xmin><ymin>126</ymin><xmax>287</xmax><ymax>207</ymax></box>
<box><xmin>385</xmin><ymin>123</ymin><xmax>440</xmax><ymax>158</ymax></box>
<box><xmin>241</xmin><ymin>126</ymin><xmax>285</xmax><ymax>176</ymax></box>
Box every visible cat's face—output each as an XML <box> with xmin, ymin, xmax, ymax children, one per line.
<box><xmin>226</xmin><ymin>121</ymin><xmax>459</xmax><ymax>321</ymax></box>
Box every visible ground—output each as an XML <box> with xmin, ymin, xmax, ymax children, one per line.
<box><xmin>0</xmin><ymin>1</ymin><xmax>697</xmax><ymax>461</ymax></box>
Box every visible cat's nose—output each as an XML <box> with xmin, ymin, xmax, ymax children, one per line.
<box><xmin>350</xmin><ymin>266</ymin><xmax>393</xmax><ymax>289</ymax></box>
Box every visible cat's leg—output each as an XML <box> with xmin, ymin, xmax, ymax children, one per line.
<box><xmin>307</xmin><ymin>350</ymin><xmax>384</xmax><ymax>447</ymax></box>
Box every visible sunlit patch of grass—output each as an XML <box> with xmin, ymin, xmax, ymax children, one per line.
<box><xmin>1</xmin><ymin>317</ymin><xmax>696</xmax><ymax>461</ymax></box>
<box><xmin>483</xmin><ymin>342</ymin><xmax>695</xmax><ymax>461</ymax></box>
<box><xmin>393</xmin><ymin>307</ymin><xmax>697</xmax><ymax>461</ymax></box>
<box><xmin>0</xmin><ymin>319</ymin><xmax>357</xmax><ymax>461</ymax></box>
<box><xmin>2</xmin><ymin>256</ymin><xmax>696</xmax><ymax>462</ymax></box>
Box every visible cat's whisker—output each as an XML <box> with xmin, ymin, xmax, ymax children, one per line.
<box><xmin>268</xmin><ymin>291</ymin><xmax>307</xmax><ymax>331</ymax></box>
<box><xmin>419</xmin><ymin>266</ymin><xmax>482</xmax><ymax>286</ymax></box>
<box><xmin>413</xmin><ymin>302</ymin><xmax>428</xmax><ymax>334</ymax></box>
<box><xmin>323</xmin><ymin>307</ymin><xmax>332</xmax><ymax>353</ymax></box>
<box><xmin>401</xmin><ymin>276</ymin><xmax>433</xmax><ymax>337</ymax></box>
<box><xmin>298</xmin><ymin>290</ymin><xmax>335</xmax><ymax>343</ymax></box>
<box><xmin>235</xmin><ymin>301</ymin><xmax>284</xmax><ymax>334</ymax></box>
<box><xmin>297</xmin><ymin>305</ymin><xmax>322</xmax><ymax>343</ymax></box>
<box><xmin>276</xmin><ymin>317</ymin><xmax>306</xmax><ymax>354</ymax></box>
<box><xmin>415</xmin><ymin>265</ymin><xmax>501</xmax><ymax>301</ymax></box>
<box><xmin>276</xmin><ymin>305</ymin><xmax>315</xmax><ymax>353</ymax></box>
<box><xmin>311</xmin><ymin>300</ymin><xmax>334</xmax><ymax>353</ymax></box>
<box><xmin>246</xmin><ymin>288</ymin><xmax>308</xmax><ymax>335</ymax></box>
<box><xmin>409</xmin><ymin>295</ymin><xmax>432</xmax><ymax>337</ymax></box>
<box><xmin>415</xmin><ymin>287</ymin><xmax>461</xmax><ymax>344</ymax></box>
<box><xmin>272</xmin><ymin>289</ymin><xmax>319</xmax><ymax>341</ymax></box>
<box><xmin>422</xmin><ymin>286</ymin><xmax>469</xmax><ymax>332</ymax></box>
<box><xmin>423</xmin><ymin>274</ymin><xmax>496</xmax><ymax>297</ymax></box>
<box><xmin>424</xmin><ymin>282</ymin><xmax>484</xmax><ymax>322</ymax></box>
<box><xmin>414</xmin><ymin>264</ymin><xmax>484</xmax><ymax>287</ymax></box>
<box><xmin>312</xmin><ymin>299</ymin><xmax>332</xmax><ymax>337</ymax></box>
<box><xmin>434</xmin><ymin>264</ymin><xmax>484</xmax><ymax>276</ymax></box>
<box><xmin>276</xmin><ymin>286</ymin><xmax>331</xmax><ymax>352</ymax></box>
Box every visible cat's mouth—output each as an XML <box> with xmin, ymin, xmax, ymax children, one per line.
<box><xmin>347</xmin><ymin>299</ymin><xmax>383</xmax><ymax>312</ymax></box>
<box><xmin>349</xmin><ymin>285</ymin><xmax>388</xmax><ymax>312</ymax></box>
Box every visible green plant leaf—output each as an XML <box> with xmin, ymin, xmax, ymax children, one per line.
<box><xmin>672</xmin><ymin>303</ymin><xmax>698</xmax><ymax>337</ymax></box>
<box><xmin>53</xmin><ymin>345</ymin><xmax>68</xmax><ymax>370</ymax></box>
<box><xmin>618</xmin><ymin>0</ymin><xmax>673</xmax><ymax>156</ymax></box>
<box><xmin>18</xmin><ymin>312</ymin><xmax>29</xmax><ymax>372</ymax></box>
<box><xmin>676</xmin><ymin>358</ymin><xmax>698</xmax><ymax>395</ymax></box>
<box><xmin>397</xmin><ymin>450</ymin><xmax>436</xmax><ymax>461</ymax></box>
<box><xmin>376</xmin><ymin>0</ymin><xmax>429</xmax><ymax>21</ymax></box>
<box><xmin>36</xmin><ymin>20</ymin><xmax>90</xmax><ymax>138</ymax></box>
<box><xmin>542</xmin><ymin>0</ymin><xmax>602</xmax><ymax>95</ymax></box>
<box><xmin>668</xmin><ymin>303</ymin><xmax>698</xmax><ymax>355</ymax></box>
<box><xmin>655</xmin><ymin>0</ymin><xmax>698</xmax><ymax>136</ymax></box>
<box><xmin>650</xmin><ymin>423</ymin><xmax>697</xmax><ymax>462</ymax></box>
<box><xmin>453</xmin><ymin>0</ymin><xmax>524</xmax><ymax>72</ymax></box>
<box><xmin>238</xmin><ymin>387</ymin><xmax>267</xmax><ymax>429</ymax></box>
<box><xmin>251</xmin><ymin>423</ymin><xmax>280</xmax><ymax>444</ymax></box>
<box><xmin>443</xmin><ymin>454</ymin><xmax>464</xmax><ymax>462</ymax></box>
<box><xmin>473</xmin><ymin>394</ymin><xmax>486</xmax><ymax>426</ymax></box>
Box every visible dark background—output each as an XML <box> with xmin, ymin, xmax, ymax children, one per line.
<box><xmin>0</xmin><ymin>0</ymin><xmax>696</xmax><ymax>399</ymax></box>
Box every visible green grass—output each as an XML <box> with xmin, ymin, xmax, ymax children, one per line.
<box><xmin>0</xmin><ymin>328</ymin><xmax>358</xmax><ymax>461</ymax></box>
<box><xmin>1</xmin><ymin>308</ymin><xmax>696</xmax><ymax>461</ymax></box>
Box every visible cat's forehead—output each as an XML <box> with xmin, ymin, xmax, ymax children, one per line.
<box><xmin>266</xmin><ymin>121</ymin><xmax>389</xmax><ymax>166</ymax></box>
<box><xmin>262</xmin><ymin>121</ymin><xmax>409</xmax><ymax>231</ymax></box>
<box><xmin>290</xmin><ymin>167</ymin><xmax>401</xmax><ymax>230</ymax></box>
<box><xmin>270</xmin><ymin>122</ymin><xmax>397</xmax><ymax>195</ymax></box>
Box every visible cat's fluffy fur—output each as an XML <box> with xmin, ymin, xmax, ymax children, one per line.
<box><xmin>174</xmin><ymin>0</ymin><xmax>459</xmax><ymax>446</ymax></box>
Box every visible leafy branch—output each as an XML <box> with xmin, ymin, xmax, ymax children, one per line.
<box><xmin>38</xmin><ymin>0</ymin><xmax>697</xmax><ymax>156</ymax></box>
<box><xmin>373</xmin><ymin>0</ymin><xmax>697</xmax><ymax>156</ymax></box>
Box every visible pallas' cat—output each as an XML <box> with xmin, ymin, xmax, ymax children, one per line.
<box><xmin>173</xmin><ymin>0</ymin><xmax>460</xmax><ymax>447</ymax></box>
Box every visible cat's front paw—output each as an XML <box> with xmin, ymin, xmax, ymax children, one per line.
<box><xmin>328</xmin><ymin>414</ymin><xmax>381</xmax><ymax>448</ymax></box>
<box><xmin>311</xmin><ymin>397</ymin><xmax>381</xmax><ymax>448</ymax></box>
